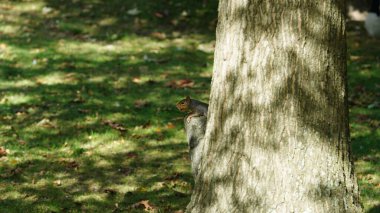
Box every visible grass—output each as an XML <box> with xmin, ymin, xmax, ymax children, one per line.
<box><xmin>0</xmin><ymin>0</ymin><xmax>379</xmax><ymax>212</ymax></box>
<box><xmin>347</xmin><ymin>21</ymin><xmax>380</xmax><ymax>212</ymax></box>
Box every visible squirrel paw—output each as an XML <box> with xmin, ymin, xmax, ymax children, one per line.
<box><xmin>186</xmin><ymin>116</ymin><xmax>192</xmax><ymax>123</ymax></box>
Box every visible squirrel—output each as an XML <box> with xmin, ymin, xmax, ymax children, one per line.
<box><xmin>176</xmin><ymin>96</ymin><xmax>208</xmax><ymax>122</ymax></box>
<box><xmin>176</xmin><ymin>96</ymin><xmax>208</xmax><ymax>178</ymax></box>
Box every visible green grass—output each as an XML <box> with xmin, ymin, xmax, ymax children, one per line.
<box><xmin>0</xmin><ymin>1</ymin><xmax>379</xmax><ymax>212</ymax></box>
<box><xmin>347</xmin><ymin>21</ymin><xmax>380</xmax><ymax>212</ymax></box>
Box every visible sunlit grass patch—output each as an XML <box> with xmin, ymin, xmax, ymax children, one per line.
<box><xmin>0</xmin><ymin>93</ymin><xmax>34</xmax><ymax>105</ymax></box>
<box><xmin>0</xmin><ymin>1</ymin><xmax>378</xmax><ymax>212</ymax></box>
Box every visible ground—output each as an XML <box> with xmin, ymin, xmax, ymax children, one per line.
<box><xmin>0</xmin><ymin>1</ymin><xmax>378</xmax><ymax>212</ymax></box>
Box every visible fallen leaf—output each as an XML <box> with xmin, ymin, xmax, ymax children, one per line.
<box><xmin>71</xmin><ymin>96</ymin><xmax>85</xmax><ymax>104</ymax></box>
<box><xmin>0</xmin><ymin>147</ymin><xmax>8</xmax><ymax>157</ymax></box>
<box><xmin>54</xmin><ymin>179</ymin><xmax>62</xmax><ymax>186</ymax></box>
<box><xmin>67</xmin><ymin>161</ymin><xmax>80</xmax><ymax>169</ymax></box>
<box><xmin>154</xmin><ymin>12</ymin><xmax>164</xmax><ymax>18</ymax></box>
<box><xmin>362</xmin><ymin>156</ymin><xmax>379</xmax><ymax>162</ymax></box>
<box><xmin>102</xmin><ymin>120</ymin><xmax>127</xmax><ymax>132</ymax></box>
<box><xmin>131</xmin><ymin>134</ymin><xmax>143</xmax><ymax>139</ymax></box>
<box><xmin>131</xmin><ymin>200</ymin><xmax>156</xmax><ymax>212</ymax></box>
<box><xmin>141</xmin><ymin>121</ymin><xmax>151</xmax><ymax>129</ymax></box>
<box><xmin>132</xmin><ymin>77</ymin><xmax>142</xmax><ymax>84</ymax></box>
<box><xmin>150</xmin><ymin>32</ymin><xmax>166</xmax><ymax>40</ymax></box>
<box><xmin>78</xmin><ymin>109</ymin><xmax>90</xmax><ymax>114</ymax></box>
<box><xmin>126</xmin><ymin>152</ymin><xmax>138</xmax><ymax>158</ymax></box>
<box><xmin>104</xmin><ymin>188</ymin><xmax>118</xmax><ymax>195</ymax></box>
<box><xmin>42</xmin><ymin>6</ymin><xmax>53</xmax><ymax>14</ymax></box>
<box><xmin>118</xmin><ymin>168</ymin><xmax>133</xmax><ymax>176</ymax></box>
<box><xmin>165</xmin><ymin>79</ymin><xmax>194</xmax><ymax>89</ymax></box>
<box><xmin>165</xmin><ymin>173</ymin><xmax>181</xmax><ymax>181</ymax></box>
<box><xmin>11</xmin><ymin>168</ymin><xmax>22</xmax><ymax>175</ymax></box>
<box><xmin>36</xmin><ymin>118</ymin><xmax>57</xmax><ymax>128</ymax></box>
<box><xmin>15</xmin><ymin>111</ymin><xmax>27</xmax><ymax>117</ymax></box>
<box><xmin>356</xmin><ymin>114</ymin><xmax>370</xmax><ymax>123</ymax></box>
<box><xmin>58</xmin><ymin>62</ymin><xmax>76</xmax><ymax>69</ymax></box>
<box><xmin>166</xmin><ymin>122</ymin><xmax>175</xmax><ymax>129</ymax></box>
<box><xmin>177</xmin><ymin>79</ymin><xmax>194</xmax><ymax>88</ymax></box>
<box><xmin>349</xmin><ymin>55</ymin><xmax>361</xmax><ymax>61</ymax></box>
<box><xmin>134</xmin><ymin>99</ymin><xmax>149</xmax><ymax>109</ymax></box>
<box><xmin>18</xmin><ymin>140</ymin><xmax>27</xmax><ymax>145</ymax></box>
<box><xmin>127</xmin><ymin>7</ymin><xmax>140</xmax><ymax>16</ymax></box>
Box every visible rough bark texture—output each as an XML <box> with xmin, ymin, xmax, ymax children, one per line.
<box><xmin>186</xmin><ymin>0</ymin><xmax>362</xmax><ymax>212</ymax></box>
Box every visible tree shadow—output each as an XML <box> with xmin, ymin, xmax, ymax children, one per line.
<box><xmin>0</xmin><ymin>0</ymin><xmax>218</xmax><ymax>211</ymax></box>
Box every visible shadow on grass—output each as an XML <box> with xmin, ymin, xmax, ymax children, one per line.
<box><xmin>0</xmin><ymin>0</ymin><xmax>216</xmax><ymax>211</ymax></box>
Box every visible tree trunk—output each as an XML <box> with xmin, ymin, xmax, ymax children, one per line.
<box><xmin>186</xmin><ymin>0</ymin><xmax>362</xmax><ymax>212</ymax></box>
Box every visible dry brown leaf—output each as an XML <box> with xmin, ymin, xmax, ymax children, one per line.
<box><xmin>18</xmin><ymin>140</ymin><xmax>27</xmax><ymax>145</ymax></box>
<box><xmin>165</xmin><ymin>79</ymin><xmax>194</xmax><ymax>89</ymax></box>
<box><xmin>150</xmin><ymin>32</ymin><xmax>166</xmax><ymax>40</ymax></box>
<box><xmin>132</xmin><ymin>200</ymin><xmax>156</xmax><ymax>212</ymax></box>
<box><xmin>36</xmin><ymin>118</ymin><xmax>57</xmax><ymax>128</ymax></box>
<box><xmin>0</xmin><ymin>147</ymin><xmax>8</xmax><ymax>157</ymax></box>
<box><xmin>141</xmin><ymin>121</ymin><xmax>151</xmax><ymax>129</ymax></box>
<box><xmin>126</xmin><ymin>152</ymin><xmax>138</xmax><ymax>158</ymax></box>
<box><xmin>165</xmin><ymin>173</ymin><xmax>181</xmax><ymax>181</ymax></box>
<box><xmin>102</xmin><ymin>120</ymin><xmax>127</xmax><ymax>132</ymax></box>
<box><xmin>166</xmin><ymin>122</ymin><xmax>175</xmax><ymax>129</ymax></box>
<box><xmin>154</xmin><ymin>12</ymin><xmax>164</xmax><ymax>18</ymax></box>
<box><xmin>177</xmin><ymin>79</ymin><xmax>194</xmax><ymax>88</ymax></box>
<box><xmin>118</xmin><ymin>167</ymin><xmax>133</xmax><ymax>176</ymax></box>
<box><xmin>66</xmin><ymin>161</ymin><xmax>80</xmax><ymax>169</ymax></box>
<box><xmin>78</xmin><ymin>109</ymin><xmax>90</xmax><ymax>114</ymax></box>
<box><xmin>134</xmin><ymin>99</ymin><xmax>149</xmax><ymax>109</ymax></box>
<box><xmin>349</xmin><ymin>55</ymin><xmax>361</xmax><ymax>61</ymax></box>
<box><xmin>58</xmin><ymin>158</ymin><xmax>80</xmax><ymax>169</ymax></box>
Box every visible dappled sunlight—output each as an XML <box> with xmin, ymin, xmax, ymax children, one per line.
<box><xmin>0</xmin><ymin>93</ymin><xmax>34</xmax><ymax>105</ymax></box>
<box><xmin>80</xmin><ymin>133</ymin><xmax>121</xmax><ymax>150</ymax></box>
<box><xmin>75</xmin><ymin>193</ymin><xmax>107</xmax><ymax>203</ymax></box>
<box><xmin>55</xmin><ymin>40</ymin><xmax>121</xmax><ymax>57</ymax></box>
<box><xmin>0</xmin><ymin>79</ymin><xmax>36</xmax><ymax>89</ymax></box>
<box><xmin>0</xmin><ymin>0</ymin><xmax>378</xmax><ymax>212</ymax></box>
<box><xmin>8</xmin><ymin>1</ymin><xmax>44</xmax><ymax>13</ymax></box>
<box><xmin>0</xmin><ymin>25</ymin><xmax>21</xmax><ymax>35</ymax></box>
<box><xmin>34</xmin><ymin>72</ymin><xmax>79</xmax><ymax>85</ymax></box>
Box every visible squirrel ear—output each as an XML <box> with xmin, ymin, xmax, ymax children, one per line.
<box><xmin>186</xmin><ymin>96</ymin><xmax>190</xmax><ymax>101</ymax></box>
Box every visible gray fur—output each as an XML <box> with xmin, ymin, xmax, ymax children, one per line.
<box><xmin>189</xmin><ymin>99</ymin><xmax>208</xmax><ymax>116</ymax></box>
<box><xmin>184</xmin><ymin>115</ymin><xmax>207</xmax><ymax>178</ymax></box>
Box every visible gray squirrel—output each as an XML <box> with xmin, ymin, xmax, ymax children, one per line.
<box><xmin>176</xmin><ymin>96</ymin><xmax>208</xmax><ymax>178</ymax></box>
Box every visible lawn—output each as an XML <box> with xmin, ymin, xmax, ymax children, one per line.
<box><xmin>0</xmin><ymin>0</ymin><xmax>379</xmax><ymax>212</ymax></box>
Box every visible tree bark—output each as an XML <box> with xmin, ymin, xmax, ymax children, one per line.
<box><xmin>187</xmin><ymin>0</ymin><xmax>362</xmax><ymax>212</ymax></box>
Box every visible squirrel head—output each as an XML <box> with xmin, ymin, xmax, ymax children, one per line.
<box><xmin>176</xmin><ymin>96</ymin><xmax>191</xmax><ymax>112</ymax></box>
